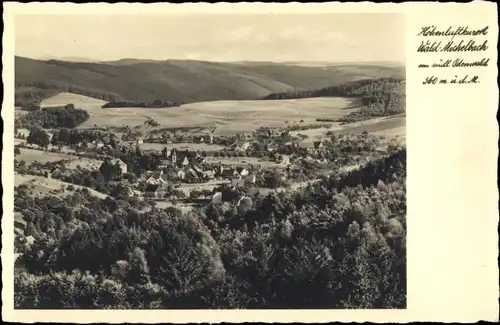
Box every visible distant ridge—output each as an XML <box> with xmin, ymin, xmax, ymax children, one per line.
<box><xmin>15</xmin><ymin>56</ymin><xmax>405</xmax><ymax>108</ymax></box>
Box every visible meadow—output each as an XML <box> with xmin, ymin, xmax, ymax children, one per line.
<box><xmin>40</xmin><ymin>93</ymin><xmax>365</xmax><ymax>135</ymax></box>
<box><xmin>16</xmin><ymin>147</ymin><xmax>103</xmax><ymax>170</ymax></box>
<box><xmin>140</xmin><ymin>142</ymin><xmax>226</xmax><ymax>152</ymax></box>
<box><xmin>15</xmin><ymin>173</ymin><xmax>108</xmax><ymax>199</ymax></box>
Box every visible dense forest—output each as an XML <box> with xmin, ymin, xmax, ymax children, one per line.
<box><xmin>14</xmin><ymin>148</ymin><xmax>406</xmax><ymax>309</ymax></box>
<box><xmin>263</xmin><ymin>78</ymin><xmax>406</xmax><ymax>123</ymax></box>
<box><xmin>102</xmin><ymin>100</ymin><xmax>180</xmax><ymax>109</ymax></box>
<box><xmin>15</xmin><ymin>104</ymin><xmax>90</xmax><ymax>129</ymax></box>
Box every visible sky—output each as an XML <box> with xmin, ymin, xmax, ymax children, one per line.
<box><xmin>15</xmin><ymin>14</ymin><xmax>405</xmax><ymax>63</ymax></box>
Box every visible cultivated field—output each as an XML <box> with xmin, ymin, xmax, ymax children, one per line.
<box><xmin>39</xmin><ymin>93</ymin><xmax>405</xmax><ymax>143</ymax></box>
<box><xmin>40</xmin><ymin>93</ymin><xmax>361</xmax><ymax>135</ymax></box>
<box><xmin>336</xmin><ymin>114</ymin><xmax>406</xmax><ymax>135</ymax></box>
<box><xmin>290</xmin><ymin>115</ymin><xmax>406</xmax><ymax>147</ymax></box>
<box><xmin>15</xmin><ymin>173</ymin><xmax>108</xmax><ymax>199</ymax></box>
<box><xmin>140</xmin><ymin>142</ymin><xmax>225</xmax><ymax>152</ymax></box>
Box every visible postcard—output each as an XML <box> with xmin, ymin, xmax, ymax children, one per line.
<box><xmin>2</xmin><ymin>1</ymin><xmax>498</xmax><ymax>323</ymax></box>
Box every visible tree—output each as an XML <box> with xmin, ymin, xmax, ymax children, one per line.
<box><xmin>99</xmin><ymin>159</ymin><xmax>121</xmax><ymax>182</ymax></box>
<box><xmin>51</xmin><ymin>130</ymin><xmax>60</xmax><ymax>146</ymax></box>
<box><xmin>27</xmin><ymin>127</ymin><xmax>50</xmax><ymax>148</ymax></box>
<box><xmin>58</xmin><ymin>128</ymin><xmax>71</xmax><ymax>144</ymax></box>
<box><xmin>14</xmin><ymin>147</ymin><xmax>21</xmax><ymax>156</ymax></box>
<box><xmin>264</xmin><ymin>170</ymin><xmax>283</xmax><ymax>189</ymax></box>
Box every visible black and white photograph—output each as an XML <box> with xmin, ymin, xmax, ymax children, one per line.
<box><xmin>13</xmin><ymin>12</ymin><xmax>406</xmax><ymax>309</ymax></box>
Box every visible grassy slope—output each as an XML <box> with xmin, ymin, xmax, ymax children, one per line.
<box><xmin>15</xmin><ymin>56</ymin><xmax>405</xmax><ymax>105</ymax></box>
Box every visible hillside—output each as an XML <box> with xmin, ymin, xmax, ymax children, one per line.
<box><xmin>263</xmin><ymin>77</ymin><xmax>406</xmax><ymax>123</ymax></box>
<box><xmin>15</xmin><ymin>56</ymin><xmax>405</xmax><ymax>108</ymax></box>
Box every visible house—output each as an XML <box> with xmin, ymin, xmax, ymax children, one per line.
<box><xmin>267</xmin><ymin>144</ymin><xmax>277</xmax><ymax>152</ymax></box>
<box><xmin>97</xmin><ymin>141</ymin><xmax>105</xmax><ymax>148</ymax></box>
<box><xmin>186</xmin><ymin>167</ymin><xmax>200</xmax><ymax>182</ymax></box>
<box><xmin>136</xmin><ymin>138</ymin><xmax>144</xmax><ymax>145</ymax></box>
<box><xmin>181</xmin><ymin>156</ymin><xmax>190</xmax><ymax>166</ymax></box>
<box><xmin>193</xmin><ymin>165</ymin><xmax>204</xmax><ymax>175</ymax></box>
<box><xmin>220</xmin><ymin>168</ymin><xmax>239</xmax><ymax>179</ymax></box>
<box><xmin>244</xmin><ymin>174</ymin><xmax>257</xmax><ymax>184</ymax></box>
<box><xmin>203</xmin><ymin>134</ymin><xmax>213</xmax><ymax>144</ymax></box>
<box><xmin>124</xmin><ymin>186</ymin><xmax>135</xmax><ymax>197</ymax></box>
<box><xmin>202</xmin><ymin>170</ymin><xmax>215</xmax><ymax>180</ymax></box>
<box><xmin>212</xmin><ymin>192</ymin><xmax>223</xmax><ymax>204</ymax></box>
<box><xmin>240</xmin><ymin>141</ymin><xmax>251</xmax><ymax>151</ymax></box>
<box><xmin>157</xmin><ymin>159</ymin><xmax>171</xmax><ymax>169</ymax></box>
<box><xmin>147</xmin><ymin>170</ymin><xmax>168</xmax><ymax>185</ymax></box>
<box><xmin>313</xmin><ymin>141</ymin><xmax>324</xmax><ymax>149</ymax></box>
<box><xmin>144</xmin><ymin>184</ymin><xmax>160</xmax><ymax>197</ymax></box>
<box><xmin>279</xmin><ymin>155</ymin><xmax>291</xmax><ymax>165</ymax></box>
<box><xmin>236</xmin><ymin>167</ymin><xmax>249</xmax><ymax>176</ymax></box>
<box><xmin>231</xmin><ymin>176</ymin><xmax>245</xmax><ymax>187</ymax></box>
<box><xmin>111</xmin><ymin>158</ymin><xmax>127</xmax><ymax>174</ymax></box>
<box><xmin>49</xmin><ymin>167</ymin><xmax>64</xmax><ymax>179</ymax></box>
<box><xmin>177</xmin><ymin>170</ymin><xmax>186</xmax><ymax>180</ymax></box>
<box><xmin>144</xmin><ymin>183</ymin><xmax>169</xmax><ymax>198</ymax></box>
<box><xmin>195</xmin><ymin>156</ymin><xmax>206</xmax><ymax>164</ymax></box>
<box><xmin>155</xmin><ymin>183</ymin><xmax>169</xmax><ymax>198</ymax></box>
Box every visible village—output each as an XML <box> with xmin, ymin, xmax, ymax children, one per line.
<box><xmin>14</xmin><ymin>122</ymin><xmax>401</xmax><ymax>211</ymax></box>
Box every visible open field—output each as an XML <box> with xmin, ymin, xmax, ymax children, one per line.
<box><xmin>336</xmin><ymin>115</ymin><xmax>406</xmax><ymax>135</ymax></box>
<box><xmin>15</xmin><ymin>173</ymin><xmax>108</xmax><ymax>199</ymax></box>
<box><xmin>180</xmin><ymin>97</ymin><xmax>360</xmax><ymax>135</ymax></box>
<box><xmin>17</xmin><ymin>148</ymin><xmax>69</xmax><ymax>164</ymax></box>
<box><xmin>40</xmin><ymin>93</ymin><xmax>155</xmax><ymax>128</ymax></box>
<box><xmin>140</xmin><ymin>142</ymin><xmax>226</xmax><ymax>152</ymax></box>
<box><xmin>41</xmin><ymin>93</ymin><xmax>361</xmax><ymax>135</ymax></box>
<box><xmin>290</xmin><ymin>114</ymin><xmax>406</xmax><ymax>147</ymax></box>
<box><xmin>205</xmin><ymin>156</ymin><xmax>287</xmax><ymax>168</ymax></box>
<box><xmin>16</xmin><ymin>147</ymin><xmax>102</xmax><ymax>170</ymax></box>
<box><xmin>178</xmin><ymin>180</ymin><xmax>231</xmax><ymax>196</ymax></box>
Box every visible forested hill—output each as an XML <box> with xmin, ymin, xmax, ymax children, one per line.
<box><xmin>262</xmin><ymin>77</ymin><xmax>405</xmax><ymax>100</ymax></box>
<box><xmin>263</xmin><ymin>78</ymin><xmax>406</xmax><ymax>122</ymax></box>
<box><xmin>15</xmin><ymin>56</ymin><xmax>404</xmax><ymax>107</ymax></box>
